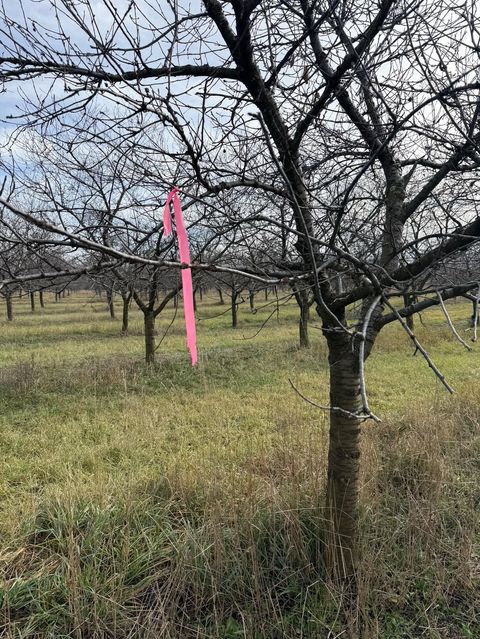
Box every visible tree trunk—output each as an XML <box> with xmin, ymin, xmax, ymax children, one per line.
<box><xmin>5</xmin><ymin>294</ymin><xmax>13</xmax><ymax>321</ymax></box>
<box><xmin>249</xmin><ymin>290</ymin><xmax>256</xmax><ymax>313</ymax></box>
<box><xmin>299</xmin><ymin>296</ymin><xmax>310</xmax><ymax>348</ymax></box>
<box><xmin>39</xmin><ymin>291</ymin><xmax>44</xmax><ymax>308</ymax></box>
<box><xmin>144</xmin><ymin>311</ymin><xmax>156</xmax><ymax>364</ymax></box>
<box><xmin>325</xmin><ymin>332</ymin><xmax>362</xmax><ymax>579</ymax></box>
<box><xmin>217</xmin><ymin>288</ymin><xmax>224</xmax><ymax>305</ymax></box>
<box><xmin>121</xmin><ymin>294</ymin><xmax>130</xmax><ymax>335</ymax></box>
<box><xmin>264</xmin><ymin>288</ymin><xmax>269</xmax><ymax>301</ymax></box>
<box><xmin>199</xmin><ymin>287</ymin><xmax>203</xmax><ymax>301</ymax></box>
<box><xmin>107</xmin><ymin>290</ymin><xmax>115</xmax><ymax>319</ymax></box>
<box><xmin>193</xmin><ymin>288</ymin><xmax>198</xmax><ymax>313</ymax></box>
<box><xmin>231</xmin><ymin>291</ymin><xmax>238</xmax><ymax>328</ymax></box>
<box><xmin>55</xmin><ymin>292</ymin><xmax>59</xmax><ymax>302</ymax></box>
<box><xmin>470</xmin><ymin>299</ymin><xmax>479</xmax><ymax>327</ymax></box>
<box><xmin>293</xmin><ymin>286</ymin><xmax>310</xmax><ymax>348</ymax></box>
<box><xmin>30</xmin><ymin>291</ymin><xmax>35</xmax><ymax>312</ymax></box>
<box><xmin>403</xmin><ymin>293</ymin><xmax>414</xmax><ymax>330</ymax></box>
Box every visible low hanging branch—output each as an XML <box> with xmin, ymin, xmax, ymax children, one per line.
<box><xmin>357</xmin><ymin>295</ymin><xmax>382</xmax><ymax>422</ymax></box>
<box><xmin>0</xmin><ymin>263</ymin><xmax>117</xmax><ymax>290</ymax></box>
<box><xmin>472</xmin><ymin>284</ymin><xmax>480</xmax><ymax>343</ymax></box>
<box><xmin>0</xmin><ymin>197</ymin><xmax>336</xmax><ymax>287</ymax></box>
<box><xmin>381</xmin><ymin>295</ymin><xmax>455</xmax><ymax>394</ymax></box>
<box><xmin>288</xmin><ymin>378</ymin><xmax>376</xmax><ymax>422</ymax></box>
<box><xmin>436</xmin><ymin>290</ymin><xmax>472</xmax><ymax>352</ymax></box>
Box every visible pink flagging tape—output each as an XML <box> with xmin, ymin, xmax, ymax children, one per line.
<box><xmin>163</xmin><ymin>187</ymin><xmax>198</xmax><ymax>366</ymax></box>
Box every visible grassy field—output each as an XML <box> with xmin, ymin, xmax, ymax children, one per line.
<box><xmin>0</xmin><ymin>290</ymin><xmax>479</xmax><ymax>638</ymax></box>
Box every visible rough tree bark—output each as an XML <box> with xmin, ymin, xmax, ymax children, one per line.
<box><xmin>39</xmin><ymin>291</ymin><xmax>44</xmax><ymax>308</ymax></box>
<box><xmin>30</xmin><ymin>291</ymin><xmax>35</xmax><ymax>312</ymax></box>
<box><xmin>324</xmin><ymin>331</ymin><xmax>362</xmax><ymax>579</ymax></box>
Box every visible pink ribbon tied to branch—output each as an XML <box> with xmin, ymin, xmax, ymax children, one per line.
<box><xmin>163</xmin><ymin>187</ymin><xmax>198</xmax><ymax>366</ymax></box>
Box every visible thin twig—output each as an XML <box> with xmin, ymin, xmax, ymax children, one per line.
<box><xmin>288</xmin><ymin>379</ymin><xmax>374</xmax><ymax>422</ymax></box>
<box><xmin>155</xmin><ymin>303</ymin><xmax>179</xmax><ymax>352</ymax></box>
<box><xmin>234</xmin><ymin>295</ymin><xmax>295</xmax><ymax>341</ymax></box>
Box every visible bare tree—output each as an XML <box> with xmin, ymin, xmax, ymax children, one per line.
<box><xmin>2</xmin><ymin>0</ymin><xmax>480</xmax><ymax>581</ymax></box>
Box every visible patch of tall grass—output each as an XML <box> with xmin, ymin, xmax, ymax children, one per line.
<box><xmin>0</xmin><ymin>292</ymin><xmax>478</xmax><ymax>637</ymax></box>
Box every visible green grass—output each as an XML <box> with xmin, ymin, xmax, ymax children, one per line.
<box><xmin>0</xmin><ymin>291</ymin><xmax>479</xmax><ymax>637</ymax></box>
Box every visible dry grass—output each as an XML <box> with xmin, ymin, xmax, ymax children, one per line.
<box><xmin>0</xmin><ymin>291</ymin><xmax>479</xmax><ymax>638</ymax></box>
